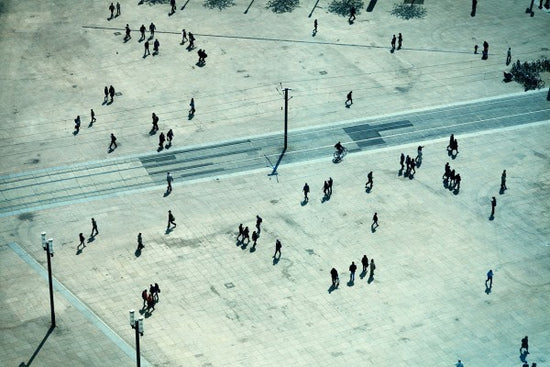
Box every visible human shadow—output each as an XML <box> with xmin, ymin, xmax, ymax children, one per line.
<box><xmin>365</xmin><ymin>186</ymin><xmax>372</xmax><ymax>194</ymax></box>
<box><xmin>408</xmin><ymin>172</ymin><xmax>415</xmax><ymax>180</ymax></box>
<box><xmin>73</xmin><ymin>129</ymin><xmax>79</xmax><ymax>136</ymax></box>
<box><xmin>135</xmin><ymin>248</ymin><xmax>142</xmax><ymax>257</ymax></box>
<box><xmin>196</xmin><ymin>61</ymin><xmax>206</xmax><ymax>67</ymax></box>
<box><xmin>443</xmin><ymin>178</ymin><xmax>449</xmax><ymax>189</ymax></box>
<box><xmin>499</xmin><ymin>187</ymin><xmax>506</xmax><ymax>195</ymax></box>
<box><xmin>345</xmin><ymin>100</ymin><xmax>352</xmax><ymax>108</ymax></box>
<box><xmin>272</xmin><ymin>256</ymin><xmax>280</xmax><ymax>265</ymax></box>
<box><xmin>188</xmin><ymin>112</ymin><xmax>194</xmax><ymax>120</ymax></box>
<box><xmin>241</xmin><ymin>241</ymin><xmax>248</xmax><ymax>250</ymax></box>
<box><xmin>163</xmin><ymin>190</ymin><xmax>171</xmax><ymax>197</ymax></box>
<box><xmin>107</xmin><ymin>99</ymin><xmax>113</xmax><ymax>106</ymax></box>
<box><xmin>301</xmin><ymin>198</ymin><xmax>309</xmax><ymax>206</ymax></box>
<box><xmin>187</xmin><ymin>44</ymin><xmax>196</xmax><ymax>51</ymax></box>
<box><xmin>20</xmin><ymin>325</ymin><xmax>55</xmax><ymax>367</ymax></box>
<box><xmin>75</xmin><ymin>246</ymin><xmax>84</xmax><ymax>255</ymax></box>
<box><xmin>165</xmin><ymin>142</ymin><xmax>172</xmax><ymax>150</ymax></box>
<box><xmin>371</xmin><ymin>224</ymin><xmax>377</xmax><ymax>233</ymax></box>
<box><xmin>484</xmin><ymin>285</ymin><xmax>492</xmax><ymax>295</ymax></box>
<box><xmin>489</xmin><ymin>214</ymin><xmax>494</xmax><ymax>221</ymax></box>
<box><xmin>157</xmin><ymin>146</ymin><xmax>164</xmax><ymax>152</ymax></box>
<box><xmin>347</xmin><ymin>279</ymin><xmax>354</xmax><ymax>287</ymax></box>
<box><xmin>367</xmin><ymin>274</ymin><xmax>374</xmax><ymax>283</ymax></box>
<box><xmin>453</xmin><ymin>187</ymin><xmax>460</xmax><ymax>195</ymax></box>
<box><xmin>328</xmin><ymin>281</ymin><xmax>339</xmax><ymax>294</ymax></box>
<box><xmin>359</xmin><ymin>269</ymin><xmax>367</xmax><ymax>279</ymax></box>
<box><xmin>519</xmin><ymin>351</ymin><xmax>529</xmax><ymax>362</ymax></box>
<box><xmin>250</xmin><ymin>244</ymin><xmax>257</xmax><ymax>253</ymax></box>
<box><xmin>321</xmin><ymin>194</ymin><xmax>330</xmax><ymax>203</ymax></box>
<box><xmin>149</xmin><ymin>128</ymin><xmax>157</xmax><ymax>135</ymax></box>
<box><xmin>165</xmin><ymin>227</ymin><xmax>174</xmax><ymax>234</ymax></box>
<box><xmin>398</xmin><ymin>168</ymin><xmax>403</xmax><ymax>177</ymax></box>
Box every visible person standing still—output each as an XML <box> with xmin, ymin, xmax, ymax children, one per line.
<box><xmin>506</xmin><ymin>47</ymin><xmax>512</xmax><ymax>65</ymax></box>
<box><xmin>349</xmin><ymin>261</ymin><xmax>357</xmax><ymax>283</ymax></box>
<box><xmin>501</xmin><ymin>170</ymin><xmax>507</xmax><ymax>191</ymax></box>
<box><xmin>303</xmin><ymin>183</ymin><xmax>310</xmax><ymax>202</ymax></box>
<box><xmin>397</xmin><ymin>33</ymin><xmax>403</xmax><ymax>49</ymax></box>
<box><xmin>361</xmin><ymin>255</ymin><xmax>369</xmax><ymax>272</ymax></box>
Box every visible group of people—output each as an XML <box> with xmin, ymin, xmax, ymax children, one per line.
<box><xmin>391</xmin><ymin>33</ymin><xmax>403</xmax><ymax>51</ymax></box>
<box><xmin>104</xmin><ymin>85</ymin><xmax>116</xmax><ymax>103</ymax></box>
<box><xmin>442</xmin><ymin>162</ymin><xmax>462</xmax><ymax>190</ymax></box>
<box><xmin>236</xmin><ymin>215</ymin><xmax>263</xmax><ymax>248</ymax></box>
<box><xmin>141</xmin><ymin>283</ymin><xmax>161</xmax><ymax>312</ymax></box>
<box><xmin>197</xmin><ymin>49</ymin><xmax>208</xmax><ymax>65</ymax></box>
<box><xmin>77</xmin><ymin>218</ymin><xmax>99</xmax><ymax>250</ymax></box>
<box><xmin>447</xmin><ymin>134</ymin><xmax>459</xmax><ymax>157</ymax></box>
<box><xmin>322</xmin><ymin>177</ymin><xmax>334</xmax><ymax>197</ymax></box>
<box><xmin>157</xmin><ymin>129</ymin><xmax>174</xmax><ymax>150</ymax></box>
<box><xmin>330</xmin><ymin>255</ymin><xmax>376</xmax><ymax>288</ymax></box>
<box><xmin>399</xmin><ymin>146</ymin><xmax>423</xmax><ymax>177</ymax></box>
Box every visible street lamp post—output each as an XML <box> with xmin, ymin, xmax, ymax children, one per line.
<box><xmin>41</xmin><ymin>232</ymin><xmax>55</xmax><ymax>328</ymax></box>
<box><xmin>129</xmin><ymin>310</ymin><xmax>144</xmax><ymax>367</ymax></box>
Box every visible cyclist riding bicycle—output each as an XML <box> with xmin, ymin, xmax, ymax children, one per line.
<box><xmin>334</xmin><ymin>141</ymin><xmax>344</xmax><ymax>155</ymax></box>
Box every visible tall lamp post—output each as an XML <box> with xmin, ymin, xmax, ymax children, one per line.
<box><xmin>129</xmin><ymin>310</ymin><xmax>144</xmax><ymax>367</ymax></box>
<box><xmin>41</xmin><ymin>232</ymin><xmax>56</xmax><ymax>328</ymax></box>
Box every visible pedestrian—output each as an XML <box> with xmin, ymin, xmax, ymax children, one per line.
<box><xmin>443</xmin><ymin>162</ymin><xmax>450</xmax><ymax>179</ymax></box>
<box><xmin>303</xmin><ymin>183</ymin><xmax>310</xmax><ymax>201</ymax></box>
<box><xmin>500</xmin><ymin>170</ymin><xmax>507</xmax><ymax>190</ymax></box>
<box><xmin>372</xmin><ymin>212</ymin><xmax>379</xmax><ymax>228</ymax></box>
<box><xmin>189</xmin><ymin>98</ymin><xmax>195</xmax><ymax>114</ymax></box>
<box><xmin>274</xmin><ymin>239</ymin><xmax>282</xmax><ymax>258</ymax></box>
<box><xmin>506</xmin><ymin>47</ymin><xmax>511</xmax><ymax>65</ymax></box>
<box><xmin>158</xmin><ymin>132</ymin><xmax>165</xmax><ymax>149</ymax></box>
<box><xmin>104</xmin><ymin>86</ymin><xmax>109</xmax><ymax>102</ymax></box>
<box><xmin>455</xmin><ymin>360</ymin><xmax>464</xmax><ymax>367</ymax></box>
<box><xmin>153</xmin><ymin>39</ymin><xmax>160</xmax><ymax>54</ymax></box>
<box><xmin>361</xmin><ymin>255</ymin><xmax>369</xmax><ymax>272</ymax></box>
<box><xmin>137</xmin><ymin>233</ymin><xmax>144</xmax><ymax>250</ymax></box>
<box><xmin>91</xmin><ymin>218</ymin><xmax>99</xmax><ymax>236</ymax></box>
<box><xmin>124</xmin><ymin>24</ymin><xmax>131</xmax><ymax>41</ymax></box>
<box><xmin>181</xmin><ymin>29</ymin><xmax>187</xmax><ymax>44</ymax></box>
<box><xmin>482</xmin><ymin>40</ymin><xmax>489</xmax><ymax>60</ymax></box>
<box><xmin>485</xmin><ymin>269</ymin><xmax>493</xmax><ymax>288</ymax></box>
<box><xmin>109</xmin><ymin>133</ymin><xmax>117</xmax><ymax>150</ymax></box>
<box><xmin>141</xmin><ymin>289</ymin><xmax>148</xmax><ymax>308</ymax></box>
<box><xmin>313</xmin><ymin>19</ymin><xmax>318</xmax><ymax>33</ymax></box>
<box><xmin>146</xmin><ymin>294</ymin><xmax>155</xmax><ymax>311</ymax></box>
<box><xmin>400</xmin><ymin>153</ymin><xmax>405</xmax><ymax>169</ymax></box>
<box><xmin>149</xmin><ymin>284</ymin><xmax>155</xmax><ymax>299</ymax></box>
<box><xmin>365</xmin><ymin>171</ymin><xmax>373</xmax><ymax>189</ymax></box>
<box><xmin>167</xmin><ymin>210</ymin><xmax>176</xmax><ymax>229</ymax></box>
<box><xmin>391</xmin><ymin>34</ymin><xmax>396</xmax><ymax>50</ymax></box>
<box><xmin>349</xmin><ymin>261</ymin><xmax>357</xmax><ymax>282</ymax></box>
<box><xmin>237</xmin><ymin>223</ymin><xmax>244</xmax><ymax>240</ymax></box>
<box><xmin>116</xmin><ymin>2</ymin><xmax>120</xmax><ymax>16</ymax></box>
<box><xmin>109</xmin><ymin>85</ymin><xmax>115</xmax><ymax>102</ymax></box>
<box><xmin>140</xmin><ymin>24</ymin><xmax>146</xmax><ymax>41</ymax></box>
<box><xmin>330</xmin><ymin>268</ymin><xmax>339</xmax><ymax>287</ymax></box>
<box><xmin>348</xmin><ymin>6</ymin><xmax>356</xmax><ymax>22</ymax></box>
<box><xmin>151</xmin><ymin>113</ymin><xmax>159</xmax><ymax>131</ymax></box>
<box><xmin>397</xmin><ymin>33</ymin><xmax>403</xmax><ymax>49</ymax></box>
<box><xmin>328</xmin><ymin>177</ymin><xmax>333</xmax><ymax>194</ymax></box>
<box><xmin>256</xmin><ymin>215</ymin><xmax>262</xmax><ymax>233</ymax></box>
<box><xmin>90</xmin><ymin>109</ymin><xmax>96</xmax><ymax>123</ymax></box>
<box><xmin>153</xmin><ymin>283</ymin><xmax>161</xmax><ymax>301</ymax></box>
<box><xmin>243</xmin><ymin>226</ymin><xmax>250</xmax><ymax>243</ymax></box>
<box><xmin>74</xmin><ymin>115</ymin><xmax>81</xmax><ymax>132</ymax></box>
<box><xmin>166</xmin><ymin>129</ymin><xmax>173</xmax><ymax>144</ymax></box>
<box><xmin>251</xmin><ymin>230</ymin><xmax>258</xmax><ymax>247</ymax></box>
<box><xmin>416</xmin><ymin>145</ymin><xmax>424</xmax><ymax>162</ymax></box>
<box><xmin>78</xmin><ymin>233</ymin><xmax>85</xmax><ymax>248</ymax></box>
<box><xmin>520</xmin><ymin>336</ymin><xmax>529</xmax><ymax>354</ymax></box>
<box><xmin>170</xmin><ymin>0</ymin><xmax>176</xmax><ymax>13</ymax></box>
<box><xmin>149</xmin><ymin>22</ymin><xmax>156</xmax><ymax>38</ymax></box>
<box><xmin>455</xmin><ymin>174</ymin><xmax>461</xmax><ymax>190</ymax></box>
<box><xmin>474</xmin><ymin>44</ymin><xmax>478</xmax><ymax>54</ymax></box>
<box><xmin>346</xmin><ymin>91</ymin><xmax>353</xmax><ymax>105</ymax></box>
<box><xmin>144</xmin><ymin>40</ymin><xmax>150</xmax><ymax>56</ymax></box>
<box><xmin>369</xmin><ymin>258</ymin><xmax>376</xmax><ymax>278</ymax></box>
<box><xmin>323</xmin><ymin>180</ymin><xmax>329</xmax><ymax>196</ymax></box>
<box><xmin>188</xmin><ymin>32</ymin><xmax>195</xmax><ymax>48</ymax></box>
<box><xmin>166</xmin><ymin>172</ymin><xmax>173</xmax><ymax>192</ymax></box>
<box><xmin>410</xmin><ymin>159</ymin><xmax>416</xmax><ymax>174</ymax></box>
<box><xmin>449</xmin><ymin>169</ymin><xmax>456</xmax><ymax>187</ymax></box>
<box><xmin>109</xmin><ymin>2</ymin><xmax>115</xmax><ymax>18</ymax></box>
<box><xmin>490</xmin><ymin>197</ymin><xmax>496</xmax><ymax>217</ymax></box>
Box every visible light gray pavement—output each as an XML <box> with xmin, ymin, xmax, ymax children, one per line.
<box><xmin>1</xmin><ymin>0</ymin><xmax>550</xmax><ymax>366</ymax></box>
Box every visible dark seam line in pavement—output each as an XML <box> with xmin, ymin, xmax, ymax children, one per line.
<box><xmin>138</xmin><ymin>139</ymin><xmax>252</xmax><ymax>163</ymax></box>
<box><xmin>7</xmin><ymin>242</ymin><xmax>151</xmax><ymax>367</ymax></box>
<box><xmin>179</xmin><ymin>167</ymin><xmax>225</xmax><ymax>178</ymax></box>
<box><xmin>81</xmin><ymin>25</ymin><xmax>471</xmax><ymax>54</ymax></box>
<box><xmin>140</xmin><ymin>147</ymin><xmax>261</xmax><ymax>169</ymax></box>
<box><xmin>149</xmin><ymin>162</ymin><xmax>214</xmax><ymax>173</ymax></box>
<box><xmin>138</xmin><ymin>154</ymin><xmax>177</xmax><ymax>164</ymax></box>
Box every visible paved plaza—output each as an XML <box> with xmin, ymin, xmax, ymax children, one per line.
<box><xmin>1</xmin><ymin>0</ymin><xmax>549</xmax><ymax>366</ymax></box>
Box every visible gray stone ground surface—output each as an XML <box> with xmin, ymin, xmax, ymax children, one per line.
<box><xmin>0</xmin><ymin>0</ymin><xmax>549</xmax><ymax>366</ymax></box>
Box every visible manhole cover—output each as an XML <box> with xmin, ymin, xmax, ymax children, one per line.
<box><xmin>224</xmin><ymin>282</ymin><xmax>235</xmax><ymax>289</ymax></box>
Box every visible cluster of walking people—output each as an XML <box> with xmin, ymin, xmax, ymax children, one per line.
<box><xmin>330</xmin><ymin>255</ymin><xmax>376</xmax><ymax>289</ymax></box>
<box><xmin>236</xmin><ymin>215</ymin><xmax>263</xmax><ymax>249</ymax></box>
<box><xmin>442</xmin><ymin>162</ymin><xmax>462</xmax><ymax>191</ymax></box>
<box><xmin>447</xmin><ymin>134</ymin><xmax>459</xmax><ymax>157</ymax></box>
<box><xmin>399</xmin><ymin>145</ymin><xmax>424</xmax><ymax>177</ymax></box>
<box><xmin>141</xmin><ymin>283</ymin><xmax>161</xmax><ymax>313</ymax></box>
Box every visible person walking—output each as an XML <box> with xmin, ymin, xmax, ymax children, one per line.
<box><xmin>361</xmin><ymin>255</ymin><xmax>369</xmax><ymax>272</ymax></box>
<box><xmin>74</xmin><ymin>115</ymin><xmax>81</xmax><ymax>133</ymax></box>
<box><xmin>90</xmin><ymin>109</ymin><xmax>96</xmax><ymax>124</ymax></box>
<box><xmin>346</xmin><ymin>91</ymin><xmax>353</xmax><ymax>105</ymax></box>
<box><xmin>400</xmin><ymin>153</ymin><xmax>405</xmax><ymax>169</ymax></box>
<box><xmin>151</xmin><ymin>113</ymin><xmax>159</xmax><ymax>131</ymax></box>
<box><xmin>520</xmin><ymin>336</ymin><xmax>529</xmax><ymax>354</ymax></box>
<box><xmin>124</xmin><ymin>24</ymin><xmax>131</xmax><ymax>41</ymax></box>
<box><xmin>348</xmin><ymin>6</ymin><xmax>356</xmax><ymax>22</ymax></box>
<box><xmin>141</xmin><ymin>289</ymin><xmax>148</xmax><ymax>308</ymax></box>
<box><xmin>144</xmin><ymin>40</ymin><xmax>150</xmax><ymax>56</ymax></box>
<box><xmin>140</xmin><ymin>24</ymin><xmax>146</xmax><ymax>41</ymax></box>
<box><xmin>328</xmin><ymin>177</ymin><xmax>333</xmax><ymax>195</ymax></box>
<box><xmin>369</xmin><ymin>258</ymin><xmax>376</xmax><ymax>278</ymax></box>
<box><xmin>256</xmin><ymin>215</ymin><xmax>262</xmax><ymax>233</ymax></box>
<box><xmin>490</xmin><ymin>197</ymin><xmax>497</xmax><ymax>217</ymax></box>
<box><xmin>109</xmin><ymin>85</ymin><xmax>115</xmax><ymax>102</ymax></box>
<box><xmin>153</xmin><ymin>283</ymin><xmax>160</xmax><ymax>301</ymax></box>
<box><xmin>109</xmin><ymin>2</ymin><xmax>115</xmax><ymax>18</ymax></box>
<box><xmin>455</xmin><ymin>174</ymin><xmax>461</xmax><ymax>190</ymax></box>
<box><xmin>365</xmin><ymin>171</ymin><xmax>373</xmax><ymax>189</ymax></box>
<box><xmin>251</xmin><ymin>230</ymin><xmax>258</xmax><ymax>247</ymax></box>
<box><xmin>137</xmin><ymin>233</ymin><xmax>144</xmax><ymax>251</ymax></box>
<box><xmin>323</xmin><ymin>180</ymin><xmax>329</xmax><ymax>197</ymax></box>
<box><xmin>274</xmin><ymin>239</ymin><xmax>282</xmax><ymax>259</ymax></box>
<box><xmin>149</xmin><ymin>22</ymin><xmax>156</xmax><ymax>38</ymax></box>
<box><xmin>349</xmin><ymin>261</ymin><xmax>357</xmax><ymax>283</ymax></box>
<box><xmin>104</xmin><ymin>86</ymin><xmax>109</xmax><ymax>102</ymax></box>
<box><xmin>506</xmin><ymin>47</ymin><xmax>512</xmax><ymax>65</ymax></box>
<box><xmin>170</xmin><ymin>0</ymin><xmax>176</xmax><ymax>14</ymax></box>
<box><xmin>78</xmin><ymin>233</ymin><xmax>85</xmax><ymax>248</ymax></box>
<box><xmin>158</xmin><ymin>132</ymin><xmax>165</xmax><ymax>149</ymax></box>
<box><xmin>501</xmin><ymin>170</ymin><xmax>507</xmax><ymax>191</ymax></box>
<box><xmin>146</xmin><ymin>293</ymin><xmax>155</xmax><ymax>311</ymax></box>
<box><xmin>237</xmin><ymin>223</ymin><xmax>244</xmax><ymax>241</ymax></box>
<box><xmin>397</xmin><ymin>33</ymin><xmax>403</xmax><ymax>49</ymax></box>
<box><xmin>166</xmin><ymin>129</ymin><xmax>173</xmax><ymax>145</ymax></box>
<box><xmin>242</xmin><ymin>226</ymin><xmax>250</xmax><ymax>243</ymax></box>
<box><xmin>303</xmin><ymin>183</ymin><xmax>310</xmax><ymax>202</ymax></box>
<box><xmin>485</xmin><ymin>269</ymin><xmax>493</xmax><ymax>288</ymax></box>
<box><xmin>416</xmin><ymin>145</ymin><xmax>424</xmax><ymax>162</ymax></box>
<box><xmin>330</xmin><ymin>268</ymin><xmax>339</xmax><ymax>287</ymax></box>
<box><xmin>391</xmin><ymin>34</ymin><xmax>396</xmax><ymax>50</ymax></box>
<box><xmin>181</xmin><ymin>29</ymin><xmax>187</xmax><ymax>44</ymax></box>
<box><xmin>116</xmin><ymin>2</ymin><xmax>121</xmax><ymax>16</ymax></box>
<box><xmin>189</xmin><ymin>98</ymin><xmax>195</xmax><ymax>114</ymax></box>
<box><xmin>188</xmin><ymin>32</ymin><xmax>195</xmax><ymax>49</ymax></box>
<box><xmin>166</xmin><ymin>172</ymin><xmax>173</xmax><ymax>192</ymax></box>
<box><xmin>153</xmin><ymin>39</ymin><xmax>160</xmax><ymax>54</ymax></box>
<box><xmin>372</xmin><ymin>212</ymin><xmax>379</xmax><ymax>229</ymax></box>
<box><xmin>313</xmin><ymin>19</ymin><xmax>318</xmax><ymax>34</ymax></box>
<box><xmin>91</xmin><ymin>218</ymin><xmax>99</xmax><ymax>236</ymax></box>
<box><xmin>109</xmin><ymin>133</ymin><xmax>117</xmax><ymax>150</ymax></box>
<box><xmin>167</xmin><ymin>210</ymin><xmax>176</xmax><ymax>229</ymax></box>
